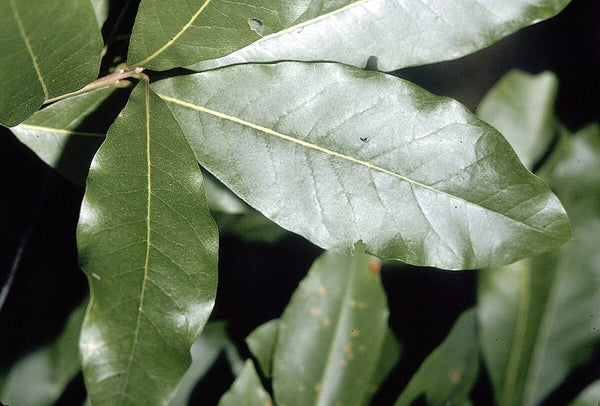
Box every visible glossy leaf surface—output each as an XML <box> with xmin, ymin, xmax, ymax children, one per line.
<box><xmin>217</xmin><ymin>360</ymin><xmax>273</xmax><ymax>406</ymax></box>
<box><xmin>0</xmin><ymin>302</ymin><xmax>85</xmax><ymax>406</ymax></box>
<box><xmin>478</xmin><ymin>70</ymin><xmax>558</xmax><ymax>169</ymax></box>
<box><xmin>0</xmin><ymin>0</ymin><xmax>102</xmax><ymax>126</ymax></box>
<box><xmin>153</xmin><ymin>62</ymin><xmax>570</xmax><ymax>270</ymax></box>
<box><xmin>478</xmin><ymin>126</ymin><xmax>600</xmax><ymax>406</ymax></box>
<box><xmin>9</xmin><ymin>88</ymin><xmax>117</xmax><ymax>185</ymax></box>
<box><xmin>395</xmin><ymin>309</ymin><xmax>479</xmax><ymax>406</ymax></box>
<box><xmin>246</xmin><ymin>319</ymin><xmax>279</xmax><ymax>378</ymax></box>
<box><xmin>272</xmin><ymin>248</ymin><xmax>390</xmax><ymax>406</ymax></box>
<box><xmin>189</xmin><ymin>0</ymin><xmax>570</xmax><ymax>72</ymax></box>
<box><xmin>128</xmin><ymin>0</ymin><xmax>569</xmax><ymax>72</ymax></box>
<box><xmin>77</xmin><ymin>83</ymin><xmax>218</xmax><ymax>406</ymax></box>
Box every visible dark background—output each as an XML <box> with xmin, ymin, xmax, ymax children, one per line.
<box><xmin>1</xmin><ymin>0</ymin><xmax>598</xmax><ymax>404</ymax></box>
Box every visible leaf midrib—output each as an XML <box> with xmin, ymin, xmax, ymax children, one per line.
<box><xmin>15</xmin><ymin>123</ymin><xmax>104</xmax><ymax>137</ymax></box>
<box><xmin>117</xmin><ymin>83</ymin><xmax>153</xmax><ymax>405</ymax></box>
<box><xmin>132</xmin><ymin>0</ymin><xmax>213</xmax><ymax>67</ymax></box>
<box><xmin>9</xmin><ymin>0</ymin><xmax>48</xmax><ymax>98</ymax></box>
<box><xmin>157</xmin><ymin>93</ymin><xmax>556</xmax><ymax>238</ymax></box>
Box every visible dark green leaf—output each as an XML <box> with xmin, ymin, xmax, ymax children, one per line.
<box><xmin>394</xmin><ymin>309</ymin><xmax>479</xmax><ymax>406</ymax></box>
<box><xmin>153</xmin><ymin>62</ymin><xmax>570</xmax><ymax>269</ymax></box>
<box><xmin>478</xmin><ymin>126</ymin><xmax>600</xmax><ymax>406</ymax></box>
<box><xmin>369</xmin><ymin>329</ymin><xmax>401</xmax><ymax>398</ymax></box>
<box><xmin>272</xmin><ymin>247</ymin><xmax>390</xmax><ymax>406</ymax></box>
<box><xmin>570</xmin><ymin>380</ymin><xmax>600</xmax><ymax>406</ymax></box>
<box><xmin>77</xmin><ymin>82</ymin><xmax>218</xmax><ymax>406</ymax></box>
<box><xmin>189</xmin><ymin>0</ymin><xmax>570</xmax><ymax>72</ymax></box>
<box><xmin>0</xmin><ymin>0</ymin><xmax>103</xmax><ymax>126</ymax></box>
<box><xmin>0</xmin><ymin>301</ymin><xmax>85</xmax><ymax>406</ymax></box>
<box><xmin>9</xmin><ymin>88</ymin><xmax>116</xmax><ymax>185</ymax></box>
<box><xmin>478</xmin><ymin>70</ymin><xmax>558</xmax><ymax>169</ymax></box>
<box><xmin>246</xmin><ymin>319</ymin><xmax>279</xmax><ymax>378</ymax></box>
<box><xmin>217</xmin><ymin>360</ymin><xmax>273</xmax><ymax>406</ymax></box>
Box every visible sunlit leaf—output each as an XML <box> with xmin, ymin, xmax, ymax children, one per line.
<box><xmin>9</xmin><ymin>87</ymin><xmax>120</xmax><ymax>185</ymax></box>
<box><xmin>90</xmin><ymin>0</ymin><xmax>109</xmax><ymax>28</ymax></box>
<box><xmin>128</xmin><ymin>0</ymin><xmax>570</xmax><ymax>72</ymax></box>
<box><xmin>478</xmin><ymin>70</ymin><xmax>558</xmax><ymax>169</ymax></box>
<box><xmin>189</xmin><ymin>0</ymin><xmax>570</xmax><ymax>72</ymax></box>
<box><xmin>0</xmin><ymin>302</ymin><xmax>85</xmax><ymax>406</ymax></box>
<box><xmin>246</xmin><ymin>319</ymin><xmax>279</xmax><ymax>378</ymax></box>
<box><xmin>272</xmin><ymin>247</ymin><xmax>391</xmax><ymax>406</ymax></box>
<box><xmin>217</xmin><ymin>360</ymin><xmax>273</xmax><ymax>406</ymax></box>
<box><xmin>0</xmin><ymin>0</ymin><xmax>103</xmax><ymax>126</ymax></box>
<box><xmin>394</xmin><ymin>309</ymin><xmax>479</xmax><ymax>406</ymax></box>
<box><xmin>478</xmin><ymin>126</ymin><xmax>600</xmax><ymax>406</ymax></box>
<box><xmin>153</xmin><ymin>62</ymin><xmax>570</xmax><ymax>270</ymax></box>
<box><xmin>77</xmin><ymin>82</ymin><xmax>218</xmax><ymax>406</ymax></box>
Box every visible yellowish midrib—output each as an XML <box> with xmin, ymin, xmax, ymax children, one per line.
<box><xmin>118</xmin><ymin>85</ymin><xmax>152</xmax><ymax>405</ymax></box>
<box><xmin>9</xmin><ymin>0</ymin><xmax>48</xmax><ymax>98</ymax></box>
<box><xmin>157</xmin><ymin>93</ymin><xmax>555</xmax><ymax>237</ymax></box>
<box><xmin>133</xmin><ymin>0</ymin><xmax>213</xmax><ymax>66</ymax></box>
<box><xmin>15</xmin><ymin>124</ymin><xmax>104</xmax><ymax>137</ymax></box>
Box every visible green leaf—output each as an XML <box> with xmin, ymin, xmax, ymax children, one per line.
<box><xmin>394</xmin><ymin>309</ymin><xmax>479</xmax><ymax>406</ymax></box>
<box><xmin>0</xmin><ymin>301</ymin><xmax>85</xmax><ymax>406</ymax></box>
<box><xmin>478</xmin><ymin>70</ymin><xmax>558</xmax><ymax>169</ymax></box>
<box><xmin>217</xmin><ymin>360</ymin><xmax>273</xmax><ymax>406</ymax></box>
<box><xmin>169</xmin><ymin>322</ymin><xmax>232</xmax><ymax>406</ymax></box>
<box><xmin>189</xmin><ymin>0</ymin><xmax>570</xmax><ymax>72</ymax></box>
<box><xmin>9</xmin><ymin>87</ymin><xmax>118</xmax><ymax>185</ymax></box>
<box><xmin>272</xmin><ymin>248</ymin><xmax>391</xmax><ymax>406</ymax></box>
<box><xmin>90</xmin><ymin>0</ymin><xmax>109</xmax><ymax>28</ymax></box>
<box><xmin>128</xmin><ymin>0</ymin><xmax>569</xmax><ymax>72</ymax></box>
<box><xmin>0</xmin><ymin>0</ymin><xmax>103</xmax><ymax>126</ymax></box>
<box><xmin>570</xmin><ymin>380</ymin><xmax>600</xmax><ymax>406</ymax></box>
<box><xmin>127</xmin><ymin>0</ymin><xmax>277</xmax><ymax>71</ymax></box>
<box><xmin>246</xmin><ymin>319</ymin><xmax>279</xmax><ymax>378</ymax></box>
<box><xmin>369</xmin><ymin>329</ymin><xmax>401</xmax><ymax>398</ymax></box>
<box><xmin>153</xmin><ymin>62</ymin><xmax>570</xmax><ymax>270</ymax></box>
<box><xmin>77</xmin><ymin>82</ymin><xmax>218</xmax><ymax>406</ymax></box>
<box><xmin>478</xmin><ymin>127</ymin><xmax>600</xmax><ymax>406</ymax></box>
<box><xmin>540</xmin><ymin>123</ymin><xmax>600</xmax><ymax>198</ymax></box>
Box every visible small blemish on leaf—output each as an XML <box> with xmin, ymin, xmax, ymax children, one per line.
<box><xmin>368</xmin><ymin>260</ymin><xmax>381</xmax><ymax>275</ymax></box>
<box><xmin>360</xmin><ymin>136</ymin><xmax>369</xmax><ymax>143</ymax></box>
<box><xmin>248</xmin><ymin>18</ymin><xmax>269</xmax><ymax>37</ymax></box>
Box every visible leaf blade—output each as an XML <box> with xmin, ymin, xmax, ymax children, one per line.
<box><xmin>153</xmin><ymin>62</ymin><xmax>570</xmax><ymax>269</ymax></box>
<box><xmin>0</xmin><ymin>0</ymin><xmax>103</xmax><ymax>126</ymax></box>
<box><xmin>478</xmin><ymin>126</ymin><xmax>600</xmax><ymax>406</ymax></box>
<box><xmin>9</xmin><ymin>87</ymin><xmax>120</xmax><ymax>185</ymax></box>
<box><xmin>272</xmin><ymin>248</ymin><xmax>391</xmax><ymax>406</ymax></box>
<box><xmin>394</xmin><ymin>309</ymin><xmax>479</xmax><ymax>406</ymax></box>
<box><xmin>217</xmin><ymin>360</ymin><xmax>273</xmax><ymax>406</ymax></box>
<box><xmin>478</xmin><ymin>70</ymin><xmax>559</xmax><ymax>169</ymax></box>
<box><xmin>0</xmin><ymin>302</ymin><xmax>85</xmax><ymax>406</ymax></box>
<box><xmin>77</xmin><ymin>82</ymin><xmax>218</xmax><ymax>406</ymax></box>
<box><xmin>189</xmin><ymin>0</ymin><xmax>570</xmax><ymax>72</ymax></box>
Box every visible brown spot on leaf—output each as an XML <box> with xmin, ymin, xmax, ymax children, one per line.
<box><xmin>368</xmin><ymin>260</ymin><xmax>381</xmax><ymax>275</ymax></box>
